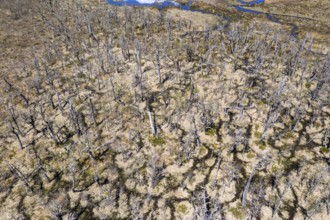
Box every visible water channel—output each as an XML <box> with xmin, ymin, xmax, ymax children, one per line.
<box><xmin>106</xmin><ymin>0</ymin><xmax>298</xmax><ymax>37</ymax></box>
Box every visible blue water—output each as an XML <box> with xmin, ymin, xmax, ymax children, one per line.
<box><xmin>107</xmin><ymin>0</ymin><xmax>231</xmax><ymax>25</ymax></box>
<box><xmin>107</xmin><ymin>0</ymin><xmax>191</xmax><ymax>9</ymax></box>
<box><xmin>106</xmin><ymin>0</ymin><xmax>298</xmax><ymax>37</ymax></box>
<box><xmin>237</xmin><ymin>0</ymin><xmax>264</xmax><ymax>7</ymax></box>
<box><xmin>107</xmin><ymin>0</ymin><xmax>266</xmax><ymax>14</ymax></box>
<box><xmin>235</xmin><ymin>0</ymin><xmax>264</xmax><ymax>13</ymax></box>
<box><xmin>234</xmin><ymin>5</ymin><xmax>263</xmax><ymax>14</ymax></box>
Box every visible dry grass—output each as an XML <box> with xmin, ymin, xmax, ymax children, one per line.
<box><xmin>0</xmin><ymin>0</ymin><xmax>329</xmax><ymax>219</ymax></box>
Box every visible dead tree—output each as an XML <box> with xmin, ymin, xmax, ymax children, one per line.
<box><xmin>153</xmin><ymin>47</ymin><xmax>162</xmax><ymax>84</ymax></box>
<box><xmin>311</xmin><ymin>54</ymin><xmax>330</xmax><ymax>100</ymax></box>
<box><xmin>146</xmin><ymin>97</ymin><xmax>157</xmax><ymax>137</ymax></box>
<box><xmin>227</xmin><ymin>23</ymin><xmax>251</xmax><ymax>71</ymax></box>
<box><xmin>25</xmin><ymin>109</ymin><xmax>39</xmax><ymax>133</ymax></box>
<box><xmin>120</xmin><ymin>34</ymin><xmax>130</xmax><ymax>61</ymax></box>
<box><xmin>89</xmin><ymin>96</ymin><xmax>97</xmax><ymax>127</ymax></box>
<box><xmin>272</xmin><ymin>180</ymin><xmax>292</xmax><ymax>218</ymax></box>
<box><xmin>44</xmin><ymin>68</ymin><xmax>64</xmax><ymax>115</ymax></box>
<box><xmin>204</xmin><ymin>44</ymin><xmax>216</xmax><ymax>75</ymax></box>
<box><xmin>68</xmin><ymin>100</ymin><xmax>83</xmax><ymax>136</ymax></box>
<box><xmin>45</xmin><ymin>120</ymin><xmax>62</xmax><ymax>145</ymax></box>
<box><xmin>211</xmin><ymin>152</ymin><xmax>222</xmax><ymax>189</ymax></box>
<box><xmin>242</xmin><ymin>161</ymin><xmax>260</xmax><ymax>207</ymax></box>
<box><xmin>191</xmin><ymin>188</ymin><xmax>223</xmax><ymax>220</ymax></box>
<box><xmin>135</xmin><ymin>40</ymin><xmax>144</xmax><ymax>100</ymax></box>
<box><xmin>262</xmin><ymin>77</ymin><xmax>287</xmax><ymax>138</ymax></box>
<box><xmin>31</xmin><ymin>73</ymin><xmax>43</xmax><ymax>95</ymax></box>
<box><xmin>8</xmin><ymin>163</ymin><xmax>32</xmax><ymax>191</ymax></box>
<box><xmin>9</xmin><ymin>105</ymin><xmax>23</xmax><ymax>137</ymax></box>
<box><xmin>191</xmin><ymin>115</ymin><xmax>201</xmax><ymax>151</ymax></box>
<box><xmin>148</xmin><ymin>148</ymin><xmax>163</xmax><ymax>189</ymax></box>
<box><xmin>9</xmin><ymin>121</ymin><xmax>24</xmax><ymax>149</ymax></box>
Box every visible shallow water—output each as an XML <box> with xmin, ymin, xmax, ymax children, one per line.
<box><xmin>235</xmin><ymin>0</ymin><xmax>264</xmax><ymax>13</ymax></box>
<box><xmin>234</xmin><ymin>5</ymin><xmax>263</xmax><ymax>14</ymax></box>
<box><xmin>237</xmin><ymin>0</ymin><xmax>264</xmax><ymax>7</ymax></box>
<box><xmin>106</xmin><ymin>0</ymin><xmax>190</xmax><ymax>9</ymax></box>
<box><xmin>106</xmin><ymin>0</ymin><xmax>227</xmax><ymax>21</ymax></box>
<box><xmin>106</xmin><ymin>0</ymin><xmax>265</xmax><ymax>13</ymax></box>
<box><xmin>106</xmin><ymin>0</ymin><xmax>269</xmax><ymax>22</ymax></box>
<box><xmin>106</xmin><ymin>0</ymin><xmax>298</xmax><ymax>37</ymax></box>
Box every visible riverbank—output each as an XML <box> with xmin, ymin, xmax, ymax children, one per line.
<box><xmin>105</xmin><ymin>0</ymin><xmax>330</xmax><ymax>48</ymax></box>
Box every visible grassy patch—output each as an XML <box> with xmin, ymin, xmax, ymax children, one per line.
<box><xmin>281</xmin><ymin>158</ymin><xmax>299</xmax><ymax>172</ymax></box>
<box><xmin>228</xmin><ymin>207</ymin><xmax>243</xmax><ymax>220</ymax></box>
<box><xmin>256</xmin><ymin>98</ymin><xmax>268</xmax><ymax>106</ymax></box>
<box><xmin>167</xmin><ymin>175</ymin><xmax>180</xmax><ymax>188</ymax></box>
<box><xmin>305</xmin><ymin>82</ymin><xmax>312</xmax><ymax>89</ymax></box>
<box><xmin>211</xmin><ymin>143</ymin><xmax>220</xmax><ymax>150</ymax></box>
<box><xmin>314</xmin><ymin>122</ymin><xmax>321</xmax><ymax>129</ymax></box>
<box><xmin>139</xmin><ymin>166</ymin><xmax>147</xmax><ymax>176</ymax></box>
<box><xmin>247</xmin><ymin>151</ymin><xmax>255</xmax><ymax>159</ymax></box>
<box><xmin>281</xmin><ymin>158</ymin><xmax>293</xmax><ymax>169</ymax></box>
<box><xmin>271</xmin><ymin>165</ymin><xmax>279</xmax><ymax>173</ymax></box>
<box><xmin>256</xmin><ymin>140</ymin><xmax>267</xmax><ymax>150</ymax></box>
<box><xmin>283</xmin><ymin>132</ymin><xmax>295</xmax><ymax>140</ymax></box>
<box><xmin>291</xmin><ymin>120</ymin><xmax>297</xmax><ymax>127</ymax></box>
<box><xmin>254</xmin><ymin>131</ymin><xmax>262</xmax><ymax>139</ymax></box>
<box><xmin>320</xmin><ymin>147</ymin><xmax>329</xmax><ymax>154</ymax></box>
<box><xmin>176</xmin><ymin>203</ymin><xmax>188</xmax><ymax>214</ymax></box>
<box><xmin>199</xmin><ymin>145</ymin><xmax>208</xmax><ymax>155</ymax></box>
<box><xmin>149</xmin><ymin>136</ymin><xmax>166</xmax><ymax>146</ymax></box>
<box><xmin>205</xmin><ymin>128</ymin><xmax>217</xmax><ymax>136</ymax></box>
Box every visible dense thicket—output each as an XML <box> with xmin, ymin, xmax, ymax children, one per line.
<box><xmin>0</xmin><ymin>0</ymin><xmax>329</xmax><ymax>219</ymax></box>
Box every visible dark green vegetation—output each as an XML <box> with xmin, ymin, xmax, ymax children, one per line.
<box><xmin>0</xmin><ymin>0</ymin><xmax>329</xmax><ymax>219</ymax></box>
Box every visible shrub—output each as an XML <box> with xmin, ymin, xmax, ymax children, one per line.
<box><xmin>205</xmin><ymin>128</ymin><xmax>217</xmax><ymax>136</ymax></box>
<box><xmin>149</xmin><ymin>136</ymin><xmax>166</xmax><ymax>146</ymax></box>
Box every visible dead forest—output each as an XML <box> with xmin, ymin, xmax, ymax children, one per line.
<box><xmin>0</xmin><ymin>0</ymin><xmax>329</xmax><ymax>219</ymax></box>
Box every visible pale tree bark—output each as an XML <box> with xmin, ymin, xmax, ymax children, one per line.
<box><xmin>242</xmin><ymin>161</ymin><xmax>260</xmax><ymax>207</ymax></box>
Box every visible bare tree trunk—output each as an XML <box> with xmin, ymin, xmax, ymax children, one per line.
<box><xmin>89</xmin><ymin>96</ymin><xmax>97</xmax><ymax>127</ymax></box>
<box><xmin>242</xmin><ymin>162</ymin><xmax>259</xmax><ymax>207</ymax></box>
<box><xmin>147</xmin><ymin>105</ymin><xmax>157</xmax><ymax>137</ymax></box>
<box><xmin>154</xmin><ymin>49</ymin><xmax>161</xmax><ymax>84</ymax></box>
<box><xmin>8</xmin><ymin>164</ymin><xmax>32</xmax><ymax>191</ymax></box>
<box><xmin>11</xmin><ymin>128</ymin><xmax>24</xmax><ymax>149</ymax></box>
